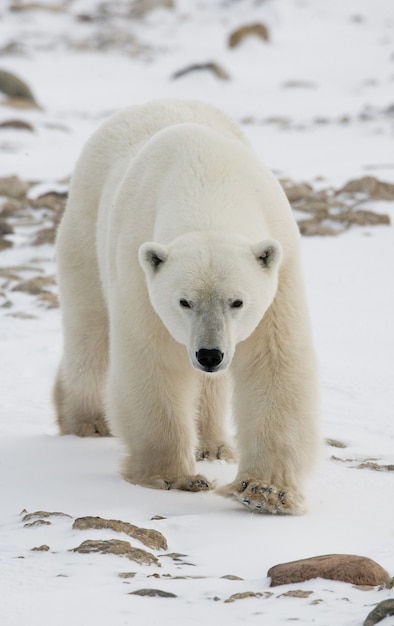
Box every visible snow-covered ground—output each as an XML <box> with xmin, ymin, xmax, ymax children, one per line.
<box><xmin>1</xmin><ymin>1</ymin><xmax>393</xmax><ymax>624</ymax></box>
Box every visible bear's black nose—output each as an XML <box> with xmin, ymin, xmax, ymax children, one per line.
<box><xmin>196</xmin><ymin>348</ymin><xmax>224</xmax><ymax>370</ymax></box>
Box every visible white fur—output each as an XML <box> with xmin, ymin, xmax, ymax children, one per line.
<box><xmin>54</xmin><ymin>99</ymin><xmax>320</xmax><ymax>514</ymax></box>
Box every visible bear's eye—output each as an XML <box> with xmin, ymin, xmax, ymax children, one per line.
<box><xmin>231</xmin><ymin>299</ymin><xmax>243</xmax><ymax>309</ymax></box>
<box><xmin>179</xmin><ymin>299</ymin><xmax>192</xmax><ymax>309</ymax></box>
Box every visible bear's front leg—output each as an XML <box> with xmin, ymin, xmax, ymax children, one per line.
<box><xmin>107</xmin><ymin>332</ymin><xmax>213</xmax><ymax>493</ymax></box>
<box><xmin>219</xmin><ymin>282</ymin><xmax>320</xmax><ymax>515</ymax></box>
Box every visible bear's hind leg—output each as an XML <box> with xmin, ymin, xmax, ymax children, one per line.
<box><xmin>196</xmin><ymin>373</ymin><xmax>237</xmax><ymax>462</ymax></box>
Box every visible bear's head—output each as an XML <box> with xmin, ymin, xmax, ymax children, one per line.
<box><xmin>138</xmin><ymin>233</ymin><xmax>282</xmax><ymax>373</ymax></box>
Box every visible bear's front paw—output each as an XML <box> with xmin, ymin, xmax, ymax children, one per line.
<box><xmin>218</xmin><ymin>478</ymin><xmax>306</xmax><ymax>515</ymax></box>
<box><xmin>196</xmin><ymin>442</ymin><xmax>237</xmax><ymax>462</ymax></box>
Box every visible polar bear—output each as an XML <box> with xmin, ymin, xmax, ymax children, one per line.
<box><xmin>54</xmin><ymin>99</ymin><xmax>320</xmax><ymax>515</ymax></box>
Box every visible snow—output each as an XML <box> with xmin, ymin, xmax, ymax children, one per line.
<box><xmin>1</xmin><ymin>0</ymin><xmax>393</xmax><ymax>624</ymax></box>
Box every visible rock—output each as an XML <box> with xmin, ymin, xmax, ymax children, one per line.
<box><xmin>340</xmin><ymin>209</ymin><xmax>390</xmax><ymax>226</ymax></box>
<box><xmin>279</xmin><ymin>589</ymin><xmax>313</xmax><ymax>598</ymax></box>
<box><xmin>338</xmin><ymin>176</ymin><xmax>394</xmax><ymax>200</ymax></box>
<box><xmin>72</xmin><ymin>516</ymin><xmax>168</xmax><ymax>551</ymax></box>
<box><xmin>228</xmin><ymin>23</ymin><xmax>270</xmax><ymax>48</ymax></box>
<box><xmin>12</xmin><ymin>275</ymin><xmax>56</xmax><ymax>295</ymax></box>
<box><xmin>24</xmin><ymin>519</ymin><xmax>51</xmax><ymax>527</ymax></box>
<box><xmin>10</xmin><ymin>3</ymin><xmax>65</xmax><ymax>13</ymax></box>
<box><xmin>326</xmin><ymin>438</ymin><xmax>348</xmax><ymax>448</ymax></box>
<box><xmin>0</xmin><ymin>69</ymin><xmax>37</xmax><ymax>104</ymax></box>
<box><xmin>129</xmin><ymin>588</ymin><xmax>177</xmax><ymax>598</ymax></box>
<box><xmin>31</xmin><ymin>544</ymin><xmax>50</xmax><ymax>551</ymax></box>
<box><xmin>70</xmin><ymin>539</ymin><xmax>159</xmax><ymax>566</ymax></box>
<box><xmin>22</xmin><ymin>510</ymin><xmax>72</xmax><ymax>522</ymax></box>
<box><xmin>297</xmin><ymin>218</ymin><xmax>340</xmax><ymax>237</ymax></box>
<box><xmin>0</xmin><ymin>119</ymin><xmax>34</xmax><ymax>131</ymax></box>
<box><xmin>224</xmin><ymin>591</ymin><xmax>263</xmax><ymax>603</ymax></box>
<box><xmin>364</xmin><ymin>599</ymin><xmax>394</xmax><ymax>626</ymax></box>
<box><xmin>0</xmin><ymin>198</ymin><xmax>27</xmax><ymax>216</ymax></box>
<box><xmin>130</xmin><ymin>0</ymin><xmax>175</xmax><ymax>18</ymax></box>
<box><xmin>282</xmin><ymin>182</ymin><xmax>314</xmax><ymax>203</ymax></box>
<box><xmin>172</xmin><ymin>62</ymin><xmax>230</xmax><ymax>81</ymax></box>
<box><xmin>268</xmin><ymin>555</ymin><xmax>391</xmax><ymax>587</ymax></box>
<box><xmin>357</xmin><ymin>461</ymin><xmax>394</xmax><ymax>471</ymax></box>
<box><xmin>0</xmin><ymin>220</ymin><xmax>13</xmax><ymax>236</ymax></box>
<box><xmin>37</xmin><ymin>292</ymin><xmax>59</xmax><ymax>309</ymax></box>
<box><xmin>0</xmin><ymin>176</ymin><xmax>29</xmax><ymax>199</ymax></box>
<box><xmin>30</xmin><ymin>190</ymin><xmax>67</xmax><ymax>212</ymax></box>
<box><xmin>0</xmin><ymin>238</ymin><xmax>13</xmax><ymax>250</ymax></box>
<box><xmin>32</xmin><ymin>227</ymin><xmax>57</xmax><ymax>246</ymax></box>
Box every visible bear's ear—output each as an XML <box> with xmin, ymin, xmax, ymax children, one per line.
<box><xmin>138</xmin><ymin>242</ymin><xmax>169</xmax><ymax>275</ymax></box>
<box><xmin>251</xmin><ymin>239</ymin><xmax>283</xmax><ymax>270</ymax></box>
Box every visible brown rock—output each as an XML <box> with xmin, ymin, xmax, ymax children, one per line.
<box><xmin>22</xmin><ymin>510</ymin><xmax>72</xmax><ymax>522</ymax></box>
<box><xmin>282</xmin><ymin>182</ymin><xmax>313</xmax><ymax>203</ymax></box>
<box><xmin>279</xmin><ymin>589</ymin><xmax>313</xmax><ymax>598</ymax></box>
<box><xmin>228</xmin><ymin>23</ymin><xmax>270</xmax><ymax>48</ymax></box>
<box><xmin>72</xmin><ymin>516</ymin><xmax>168</xmax><ymax>551</ymax></box>
<box><xmin>0</xmin><ymin>238</ymin><xmax>13</xmax><ymax>250</ymax></box>
<box><xmin>338</xmin><ymin>176</ymin><xmax>394</xmax><ymax>200</ymax></box>
<box><xmin>297</xmin><ymin>218</ymin><xmax>340</xmax><ymax>237</ymax></box>
<box><xmin>0</xmin><ymin>176</ymin><xmax>29</xmax><ymax>199</ymax></box>
<box><xmin>0</xmin><ymin>119</ymin><xmax>34</xmax><ymax>132</ymax></box>
<box><xmin>0</xmin><ymin>198</ymin><xmax>28</xmax><ymax>216</ymax></box>
<box><xmin>268</xmin><ymin>554</ymin><xmax>391</xmax><ymax>587</ymax></box>
<box><xmin>30</xmin><ymin>190</ymin><xmax>67</xmax><ymax>212</ymax></box>
<box><xmin>70</xmin><ymin>539</ymin><xmax>159</xmax><ymax>566</ymax></box>
<box><xmin>12</xmin><ymin>275</ymin><xmax>56</xmax><ymax>295</ymax></box>
<box><xmin>224</xmin><ymin>591</ymin><xmax>263</xmax><ymax>603</ymax></box>
<box><xmin>172</xmin><ymin>62</ymin><xmax>230</xmax><ymax>81</ymax></box>
<box><xmin>130</xmin><ymin>0</ymin><xmax>175</xmax><ymax>18</ymax></box>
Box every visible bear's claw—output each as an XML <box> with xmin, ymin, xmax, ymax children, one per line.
<box><xmin>218</xmin><ymin>479</ymin><xmax>305</xmax><ymax>515</ymax></box>
<box><xmin>149</xmin><ymin>474</ymin><xmax>213</xmax><ymax>492</ymax></box>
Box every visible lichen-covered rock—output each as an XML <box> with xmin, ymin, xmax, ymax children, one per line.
<box><xmin>268</xmin><ymin>554</ymin><xmax>391</xmax><ymax>587</ymax></box>
<box><xmin>129</xmin><ymin>588</ymin><xmax>176</xmax><ymax>598</ymax></box>
<box><xmin>70</xmin><ymin>539</ymin><xmax>159</xmax><ymax>566</ymax></box>
<box><xmin>338</xmin><ymin>176</ymin><xmax>394</xmax><ymax>200</ymax></box>
<box><xmin>72</xmin><ymin>516</ymin><xmax>168</xmax><ymax>550</ymax></box>
<box><xmin>364</xmin><ymin>599</ymin><xmax>394</xmax><ymax>626</ymax></box>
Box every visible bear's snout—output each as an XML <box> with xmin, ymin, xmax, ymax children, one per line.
<box><xmin>196</xmin><ymin>348</ymin><xmax>224</xmax><ymax>372</ymax></box>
